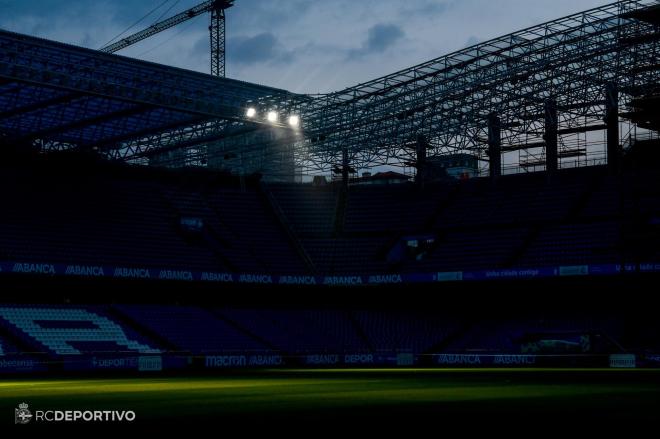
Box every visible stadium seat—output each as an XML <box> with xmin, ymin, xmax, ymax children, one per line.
<box><xmin>0</xmin><ymin>306</ymin><xmax>160</xmax><ymax>355</ymax></box>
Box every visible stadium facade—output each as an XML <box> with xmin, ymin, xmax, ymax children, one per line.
<box><xmin>0</xmin><ymin>0</ymin><xmax>659</xmax><ymax>375</ymax></box>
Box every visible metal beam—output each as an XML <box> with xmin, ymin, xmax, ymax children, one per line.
<box><xmin>0</xmin><ymin>92</ymin><xmax>83</xmax><ymax>120</ymax></box>
<box><xmin>488</xmin><ymin>112</ymin><xmax>501</xmax><ymax>179</ymax></box>
<box><xmin>92</xmin><ymin>116</ymin><xmax>211</xmax><ymax>150</ymax></box>
<box><xmin>0</xmin><ymin>28</ymin><xmax>296</xmax><ymax>124</ymax></box>
<box><xmin>2</xmin><ymin>0</ymin><xmax>660</xmax><ymax>175</ymax></box>
<box><xmin>284</xmin><ymin>0</ymin><xmax>657</xmax><ymax>173</ymax></box>
<box><xmin>0</xmin><ymin>66</ymin><xmax>283</xmax><ymax>129</ymax></box>
<box><xmin>606</xmin><ymin>83</ymin><xmax>620</xmax><ymax>171</ymax></box>
<box><xmin>544</xmin><ymin>100</ymin><xmax>558</xmax><ymax>174</ymax></box>
<box><xmin>16</xmin><ymin>104</ymin><xmax>153</xmax><ymax>141</ymax></box>
<box><xmin>556</xmin><ymin>124</ymin><xmax>609</xmax><ymax>135</ymax></box>
<box><xmin>131</xmin><ymin>123</ymin><xmax>259</xmax><ymax>160</ymax></box>
<box><xmin>501</xmin><ymin>141</ymin><xmax>546</xmax><ymax>153</ymax></box>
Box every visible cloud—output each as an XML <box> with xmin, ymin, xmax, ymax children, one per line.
<box><xmin>465</xmin><ymin>36</ymin><xmax>480</xmax><ymax>48</ymax></box>
<box><xmin>0</xmin><ymin>0</ymin><xmax>184</xmax><ymax>48</ymax></box>
<box><xmin>400</xmin><ymin>1</ymin><xmax>452</xmax><ymax>17</ymax></box>
<box><xmin>228</xmin><ymin>0</ymin><xmax>314</xmax><ymax>30</ymax></box>
<box><xmin>0</xmin><ymin>0</ymin><xmax>613</xmax><ymax>93</ymax></box>
<box><xmin>227</xmin><ymin>32</ymin><xmax>294</xmax><ymax>66</ymax></box>
<box><xmin>348</xmin><ymin>23</ymin><xmax>404</xmax><ymax>60</ymax></box>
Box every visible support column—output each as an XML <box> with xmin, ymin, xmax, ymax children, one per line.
<box><xmin>341</xmin><ymin>147</ymin><xmax>350</xmax><ymax>189</ymax></box>
<box><xmin>415</xmin><ymin>134</ymin><xmax>428</xmax><ymax>185</ymax></box>
<box><xmin>544</xmin><ymin>99</ymin><xmax>558</xmax><ymax>175</ymax></box>
<box><xmin>487</xmin><ymin>112</ymin><xmax>501</xmax><ymax>180</ymax></box>
<box><xmin>606</xmin><ymin>83</ymin><xmax>620</xmax><ymax>172</ymax></box>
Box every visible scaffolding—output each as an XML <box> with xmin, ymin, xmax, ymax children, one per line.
<box><xmin>1</xmin><ymin>1</ymin><xmax>660</xmax><ymax>179</ymax></box>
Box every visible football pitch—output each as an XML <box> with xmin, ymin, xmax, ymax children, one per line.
<box><xmin>2</xmin><ymin>369</ymin><xmax>660</xmax><ymax>428</ymax></box>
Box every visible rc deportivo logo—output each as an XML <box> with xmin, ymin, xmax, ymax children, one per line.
<box><xmin>13</xmin><ymin>403</ymin><xmax>136</xmax><ymax>423</ymax></box>
<box><xmin>15</xmin><ymin>403</ymin><xmax>32</xmax><ymax>425</ymax></box>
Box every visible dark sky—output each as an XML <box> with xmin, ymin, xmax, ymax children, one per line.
<box><xmin>0</xmin><ymin>0</ymin><xmax>611</xmax><ymax>93</ymax></box>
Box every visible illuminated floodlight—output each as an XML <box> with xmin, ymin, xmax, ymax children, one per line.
<box><xmin>267</xmin><ymin>111</ymin><xmax>278</xmax><ymax>123</ymax></box>
<box><xmin>246</xmin><ymin>107</ymin><xmax>257</xmax><ymax>118</ymax></box>
<box><xmin>288</xmin><ymin>115</ymin><xmax>300</xmax><ymax>128</ymax></box>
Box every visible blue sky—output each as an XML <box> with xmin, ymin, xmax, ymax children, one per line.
<box><xmin>0</xmin><ymin>0</ymin><xmax>612</xmax><ymax>93</ymax></box>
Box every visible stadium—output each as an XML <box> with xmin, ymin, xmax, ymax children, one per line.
<box><xmin>1</xmin><ymin>0</ymin><xmax>660</xmax><ymax>429</ymax></box>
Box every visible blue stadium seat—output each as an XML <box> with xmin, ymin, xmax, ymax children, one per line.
<box><xmin>115</xmin><ymin>305</ymin><xmax>269</xmax><ymax>354</ymax></box>
<box><xmin>0</xmin><ymin>306</ymin><xmax>160</xmax><ymax>355</ymax></box>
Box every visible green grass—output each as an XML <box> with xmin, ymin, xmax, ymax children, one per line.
<box><xmin>2</xmin><ymin>369</ymin><xmax>660</xmax><ymax>427</ymax></box>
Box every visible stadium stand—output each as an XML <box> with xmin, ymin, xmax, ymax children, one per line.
<box><xmin>445</xmin><ymin>314</ymin><xmax>625</xmax><ymax>355</ymax></box>
<box><xmin>2</xmin><ymin>1</ymin><xmax>660</xmax><ymax>386</ymax></box>
<box><xmin>114</xmin><ymin>305</ymin><xmax>269</xmax><ymax>354</ymax></box>
<box><xmin>344</xmin><ymin>183</ymin><xmax>450</xmax><ymax>233</ymax></box>
<box><xmin>0</xmin><ymin>166</ymin><xmax>223</xmax><ymax>271</ymax></box>
<box><xmin>410</xmin><ymin>228</ymin><xmax>528</xmax><ymax>272</ymax></box>
<box><xmin>517</xmin><ymin>222</ymin><xmax>621</xmax><ymax>267</ymax></box>
<box><xmin>0</xmin><ymin>306</ymin><xmax>160</xmax><ymax>355</ymax></box>
<box><xmin>354</xmin><ymin>310</ymin><xmax>460</xmax><ymax>354</ymax></box>
<box><xmin>205</xmin><ymin>187</ymin><xmax>307</xmax><ymax>274</ymax></box>
<box><xmin>0</xmin><ymin>302</ymin><xmax>653</xmax><ymax>372</ymax></box>
<box><xmin>218</xmin><ymin>308</ymin><xmax>368</xmax><ymax>354</ymax></box>
<box><xmin>268</xmin><ymin>183</ymin><xmax>338</xmax><ymax>238</ymax></box>
<box><xmin>2</xmin><ymin>153</ymin><xmax>660</xmax><ymax>277</ymax></box>
<box><xmin>303</xmin><ymin>237</ymin><xmax>391</xmax><ymax>274</ymax></box>
<box><xmin>0</xmin><ymin>335</ymin><xmax>16</xmax><ymax>356</ymax></box>
<box><xmin>1</xmin><ymin>142</ymin><xmax>660</xmax><ymax>293</ymax></box>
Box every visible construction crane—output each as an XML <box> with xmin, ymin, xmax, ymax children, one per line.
<box><xmin>100</xmin><ymin>0</ymin><xmax>234</xmax><ymax>77</ymax></box>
